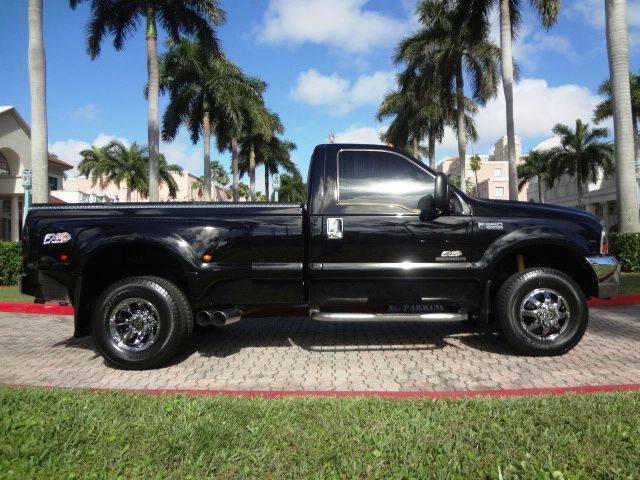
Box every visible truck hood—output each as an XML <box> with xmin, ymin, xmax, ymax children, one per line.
<box><xmin>470</xmin><ymin>197</ymin><xmax>602</xmax><ymax>224</ymax></box>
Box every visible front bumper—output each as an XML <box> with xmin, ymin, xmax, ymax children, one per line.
<box><xmin>586</xmin><ymin>255</ymin><xmax>620</xmax><ymax>299</ymax></box>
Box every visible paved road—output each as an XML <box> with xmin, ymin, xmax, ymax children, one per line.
<box><xmin>1</xmin><ymin>307</ymin><xmax>639</xmax><ymax>392</ymax></box>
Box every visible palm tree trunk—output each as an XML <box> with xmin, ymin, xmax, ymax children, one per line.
<box><xmin>265</xmin><ymin>169</ymin><xmax>270</xmax><ymax>201</ymax></box>
<box><xmin>28</xmin><ymin>0</ymin><xmax>48</xmax><ymax>204</ymax></box>
<box><xmin>231</xmin><ymin>137</ymin><xmax>239</xmax><ymax>202</ymax></box>
<box><xmin>455</xmin><ymin>60</ymin><xmax>467</xmax><ymax>194</ymax></box>
<box><xmin>249</xmin><ymin>143</ymin><xmax>256</xmax><ymax>201</ymax></box>
<box><xmin>146</xmin><ymin>3</ymin><xmax>160</xmax><ymax>202</ymax></box>
<box><xmin>428</xmin><ymin>130</ymin><xmax>436</xmax><ymax>170</ymax></box>
<box><xmin>412</xmin><ymin>136</ymin><xmax>418</xmax><ymax>158</ymax></box>
<box><xmin>576</xmin><ymin>175</ymin><xmax>584</xmax><ymax>210</ymax></box>
<box><xmin>202</xmin><ymin>110</ymin><xmax>211</xmax><ymax>202</ymax></box>
<box><xmin>500</xmin><ymin>0</ymin><xmax>518</xmax><ymax>201</ymax></box>
<box><xmin>537</xmin><ymin>175</ymin><xmax>544</xmax><ymax>203</ymax></box>
<box><xmin>474</xmin><ymin>171</ymin><xmax>479</xmax><ymax>197</ymax></box>
<box><xmin>605</xmin><ymin>0</ymin><xmax>640</xmax><ymax>232</ymax></box>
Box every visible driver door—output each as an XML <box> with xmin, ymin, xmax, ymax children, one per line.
<box><xmin>321</xmin><ymin>148</ymin><xmax>472</xmax><ymax>308</ymax></box>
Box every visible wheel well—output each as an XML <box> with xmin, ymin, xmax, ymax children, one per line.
<box><xmin>491</xmin><ymin>245</ymin><xmax>598</xmax><ymax>299</ymax></box>
<box><xmin>74</xmin><ymin>242</ymin><xmax>190</xmax><ymax>336</ymax></box>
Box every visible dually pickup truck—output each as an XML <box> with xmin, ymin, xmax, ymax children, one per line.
<box><xmin>21</xmin><ymin>144</ymin><xmax>620</xmax><ymax>369</ymax></box>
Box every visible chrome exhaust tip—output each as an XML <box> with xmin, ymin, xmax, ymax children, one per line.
<box><xmin>196</xmin><ymin>309</ymin><xmax>242</xmax><ymax>327</ymax></box>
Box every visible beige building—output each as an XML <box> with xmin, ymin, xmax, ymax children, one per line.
<box><xmin>59</xmin><ymin>172</ymin><xmax>231</xmax><ymax>203</ymax></box>
<box><xmin>436</xmin><ymin>136</ymin><xmax>526</xmax><ymax>201</ymax></box>
<box><xmin>0</xmin><ymin>106</ymin><xmax>73</xmax><ymax>241</ymax></box>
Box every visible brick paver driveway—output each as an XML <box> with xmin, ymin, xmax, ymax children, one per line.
<box><xmin>1</xmin><ymin>306</ymin><xmax>639</xmax><ymax>392</ymax></box>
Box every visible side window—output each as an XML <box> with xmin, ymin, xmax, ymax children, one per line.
<box><xmin>338</xmin><ymin>150</ymin><xmax>434</xmax><ymax>211</ymax></box>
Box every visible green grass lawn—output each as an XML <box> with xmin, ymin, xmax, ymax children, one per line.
<box><xmin>0</xmin><ymin>287</ymin><xmax>31</xmax><ymax>303</ymax></box>
<box><xmin>1</xmin><ymin>387</ymin><xmax>639</xmax><ymax>479</ymax></box>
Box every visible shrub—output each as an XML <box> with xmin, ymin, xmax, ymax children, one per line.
<box><xmin>610</xmin><ymin>233</ymin><xmax>640</xmax><ymax>272</ymax></box>
<box><xmin>0</xmin><ymin>241</ymin><xmax>22</xmax><ymax>285</ymax></box>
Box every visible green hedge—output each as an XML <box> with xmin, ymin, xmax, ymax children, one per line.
<box><xmin>0</xmin><ymin>241</ymin><xmax>22</xmax><ymax>286</ymax></box>
<box><xmin>610</xmin><ymin>232</ymin><xmax>640</xmax><ymax>272</ymax></box>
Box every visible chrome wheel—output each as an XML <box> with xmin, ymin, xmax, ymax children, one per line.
<box><xmin>107</xmin><ymin>298</ymin><xmax>160</xmax><ymax>352</ymax></box>
<box><xmin>519</xmin><ymin>288</ymin><xmax>570</xmax><ymax>341</ymax></box>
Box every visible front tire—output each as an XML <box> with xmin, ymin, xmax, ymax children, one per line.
<box><xmin>496</xmin><ymin>268</ymin><xmax>588</xmax><ymax>356</ymax></box>
<box><xmin>93</xmin><ymin>276</ymin><xmax>193</xmax><ymax>369</ymax></box>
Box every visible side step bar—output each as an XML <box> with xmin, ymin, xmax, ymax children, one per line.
<box><xmin>310</xmin><ymin>311</ymin><xmax>468</xmax><ymax>322</ymax></box>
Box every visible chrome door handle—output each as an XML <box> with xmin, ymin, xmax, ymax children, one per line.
<box><xmin>327</xmin><ymin>217</ymin><xmax>343</xmax><ymax>239</ymax></box>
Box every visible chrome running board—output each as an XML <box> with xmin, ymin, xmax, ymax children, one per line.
<box><xmin>310</xmin><ymin>311</ymin><xmax>468</xmax><ymax>322</ymax></box>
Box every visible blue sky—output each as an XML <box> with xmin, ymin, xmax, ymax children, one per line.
<box><xmin>1</xmin><ymin>0</ymin><xmax>638</xmax><ymax>188</ymax></box>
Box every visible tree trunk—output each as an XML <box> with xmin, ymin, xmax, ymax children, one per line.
<box><xmin>249</xmin><ymin>143</ymin><xmax>256</xmax><ymax>201</ymax></box>
<box><xmin>265</xmin><ymin>169</ymin><xmax>270</xmax><ymax>201</ymax></box>
<box><xmin>126</xmin><ymin>186</ymin><xmax>131</xmax><ymax>202</ymax></box>
<box><xmin>428</xmin><ymin>130</ymin><xmax>436</xmax><ymax>169</ymax></box>
<box><xmin>500</xmin><ymin>0</ymin><xmax>518</xmax><ymax>201</ymax></box>
<box><xmin>28</xmin><ymin>0</ymin><xmax>48</xmax><ymax>204</ymax></box>
<box><xmin>605</xmin><ymin>0</ymin><xmax>640</xmax><ymax>232</ymax></box>
<box><xmin>412</xmin><ymin>136</ymin><xmax>418</xmax><ymax>158</ymax></box>
<box><xmin>231</xmin><ymin>137</ymin><xmax>239</xmax><ymax>202</ymax></box>
<box><xmin>455</xmin><ymin>60</ymin><xmax>467</xmax><ymax>194</ymax></box>
<box><xmin>576</xmin><ymin>175</ymin><xmax>584</xmax><ymax>210</ymax></box>
<box><xmin>202</xmin><ymin>110</ymin><xmax>211</xmax><ymax>202</ymax></box>
<box><xmin>146</xmin><ymin>3</ymin><xmax>160</xmax><ymax>202</ymax></box>
<box><xmin>474</xmin><ymin>171</ymin><xmax>479</xmax><ymax>197</ymax></box>
<box><xmin>537</xmin><ymin>175</ymin><xmax>545</xmax><ymax>203</ymax></box>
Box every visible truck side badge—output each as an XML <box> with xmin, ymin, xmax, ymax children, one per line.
<box><xmin>327</xmin><ymin>218</ymin><xmax>343</xmax><ymax>239</ymax></box>
<box><xmin>43</xmin><ymin>232</ymin><xmax>71</xmax><ymax>245</ymax></box>
<box><xmin>478</xmin><ymin>222</ymin><xmax>504</xmax><ymax>230</ymax></box>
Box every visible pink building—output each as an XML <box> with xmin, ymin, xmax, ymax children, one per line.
<box><xmin>57</xmin><ymin>172</ymin><xmax>230</xmax><ymax>203</ymax></box>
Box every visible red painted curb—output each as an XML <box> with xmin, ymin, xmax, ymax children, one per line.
<box><xmin>10</xmin><ymin>383</ymin><xmax>640</xmax><ymax>399</ymax></box>
<box><xmin>0</xmin><ymin>302</ymin><xmax>74</xmax><ymax>315</ymax></box>
<box><xmin>0</xmin><ymin>294</ymin><xmax>638</xmax><ymax>316</ymax></box>
<box><xmin>588</xmin><ymin>294</ymin><xmax>640</xmax><ymax>307</ymax></box>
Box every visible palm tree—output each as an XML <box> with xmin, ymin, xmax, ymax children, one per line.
<box><xmin>237</xmin><ymin>182</ymin><xmax>250</xmax><ymax>201</ymax></box>
<box><xmin>240</xmin><ymin>109</ymin><xmax>283</xmax><ymax>201</ymax></box>
<box><xmin>28</xmin><ymin>0</ymin><xmax>48</xmax><ymax>203</ymax></box>
<box><xmin>79</xmin><ymin>141</ymin><xmax>182</xmax><ymax>201</ymax></box>
<box><xmin>69</xmin><ymin>0</ymin><xmax>224</xmax><ymax>202</ymax></box>
<box><xmin>594</xmin><ymin>70</ymin><xmax>640</xmax><ymax>227</ymax></box>
<box><xmin>278</xmin><ymin>172</ymin><xmax>306</xmax><ymax>203</ymax></box>
<box><xmin>159</xmin><ymin>38</ymin><xmax>260</xmax><ymax>201</ymax></box>
<box><xmin>209</xmin><ymin>159</ymin><xmax>229</xmax><ymax>186</ymax></box>
<box><xmin>547</xmin><ymin>120</ymin><xmax>614</xmax><ymax>210</ymax></box>
<box><xmin>465</xmin><ymin>0</ymin><xmax>560</xmax><ymax>201</ymax></box>
<box><xmin>258</xmin><ymin>137</ymin><xmax>297</xmax><ymax>200</ymax></box>
<box><xmin>397</xmin><ymin>0</ymin><xmax>500</xmax><ymax>193</ymax></box>
<box><xmin>469</xmin><ymin>154</ymin><xmax>482</xmax><ymax>196</ymax></box>
<box><xmin>605</xmin><ymin>0</ymin><xmax>640</xmax><ymax>231</ymax></box>
<box><xmin>517</xmin><ymin>149</ymin><xmax>554</xmax><ymax>203</ymax></box>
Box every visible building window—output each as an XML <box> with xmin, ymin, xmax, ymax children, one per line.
<box><xmin>0</xmin><ymin>152</ymin><xmax>10</xmax><ymax>176</ymax></box>
<box><xmin>48</xmin><ymin>176</ymin><xmax>59</xmax><ymax>191</ymax></box>
<box><xmin>338</xmin><ymin>150</ymin><xmax>434</xmax><ymax>211</ymax></box>
<box><xmin>493</xmin><ymin>168</ymin><xmax>502</xmax><ymax>177</ymax></box>
<box><xmin>495</xmin><ymin>186</ymin><xmax>504</xmax><ymax>197</ymax></box>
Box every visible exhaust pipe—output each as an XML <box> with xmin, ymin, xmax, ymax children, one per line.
<box><xmin>196</xmin><ymin>309</ymin><xmax>242</xmax><ymax>327</ymax></box>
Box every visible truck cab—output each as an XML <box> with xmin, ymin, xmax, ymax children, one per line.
<box><xmin>21</xmin><ymin>143</ymin><xmax>620</xmax><ymax>369</ymax></box>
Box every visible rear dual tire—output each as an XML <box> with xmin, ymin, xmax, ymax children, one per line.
<box><xmin>93</xmin><ymin>276</ymin><xmax>193</xmax><ymax>370</ymax></box>
<box><xmin>496</xmin><ymin>268</ymin><xmax>588</xmax><ymax>356</ymax></box>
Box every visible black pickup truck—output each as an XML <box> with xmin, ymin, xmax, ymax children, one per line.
<box><xmin>21</xmin><ymin>143</ymin><xmax>620</xmax><ymax>369</ymax></box>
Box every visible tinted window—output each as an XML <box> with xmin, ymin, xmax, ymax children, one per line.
<box><xmin>338</xmin><ymin>150</ymin><xmax>434</xmax><ymax>211</ymax></box>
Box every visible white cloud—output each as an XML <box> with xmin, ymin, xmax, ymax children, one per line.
<box><xmin>333</xmin><ymin>123</ymin><xmax>386</xmax><ymax>144</ymax></box>
<box><xmin>70</xmin><ymin>104</ymin><xmax>100</xmax><ymax>121</ymax></box>
<box><xmin>160</xmin><ymin>132</ymin><xmax>202</xmax><ymax>174</ymax></box>
<box><xmin>568</xmin><ymin>0</ymin><xmax>640</xmax><ymax>29</ymax></box>
<box><xmin>473</xmin><ymin>78</ymin><xmax>604</xmax><ymax>146</ymax></box>
<box><xmin>291</xmin><ymin>69</ymin><xmax>395</xmax><ymax>114</ymax></box>
<box><xmin>259</xmin><ymin>0</ymin><xmax>410</xmax><ymax>53</ymax></box>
